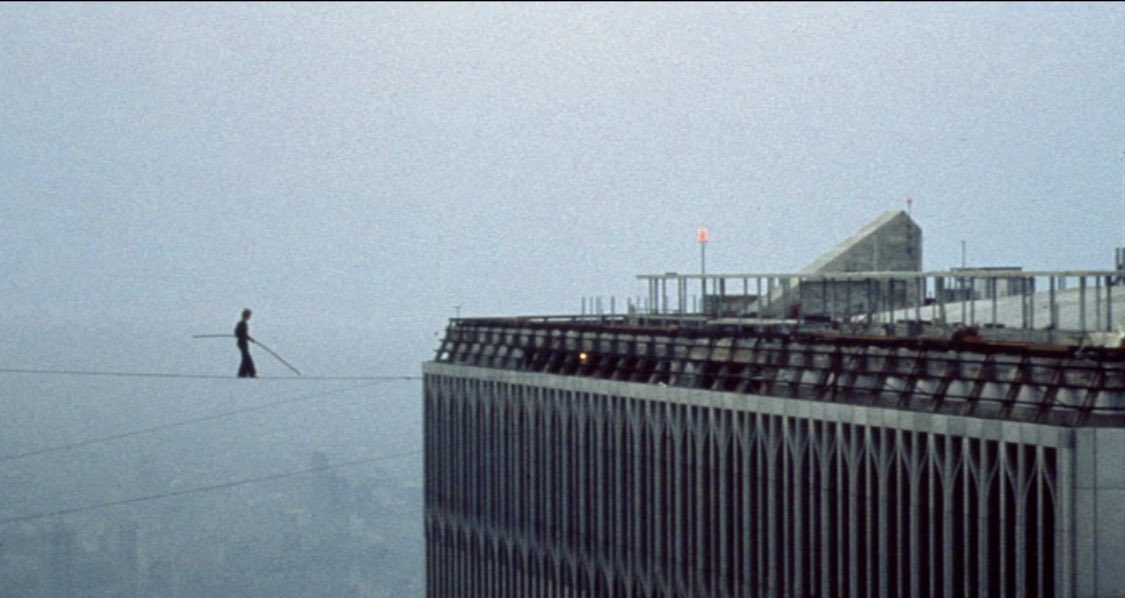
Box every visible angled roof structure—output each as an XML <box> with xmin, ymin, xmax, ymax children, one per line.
<box><xmin>801</xmin><ymin>209</ymin><xmax>922</xmax><ymax>273</ymax></box>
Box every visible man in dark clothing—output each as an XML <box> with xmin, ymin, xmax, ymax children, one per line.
<box><xmin>235</xmin><ymin>308</ymin><xmax>257</xmax><ymax>378</ymax></box>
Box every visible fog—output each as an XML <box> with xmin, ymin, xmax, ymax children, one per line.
<box><xmin>3</xmin><ymin>3</ymin><xmax>1125</xmax><ymax>596</ymax></box>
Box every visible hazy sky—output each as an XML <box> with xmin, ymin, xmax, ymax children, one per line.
<box><xmin>4</xmin><ymin>2</ymin><xmax>1125</xmax><ymax>374</ymax></box>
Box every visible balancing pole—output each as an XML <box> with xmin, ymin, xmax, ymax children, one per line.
<box><xmin>192</xmin><ymin>334</ymin><xmax>302</xmax><ymax>376</ymax></box>
<box><xmin>250</xmin><ymin>339</ymin><xmax>301</xmax><ymax>376</ymax></box>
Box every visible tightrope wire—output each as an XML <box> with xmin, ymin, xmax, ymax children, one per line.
<box><xmin>0</xmin><ymin>367</ymin><xmax>419</xmax><ymax>382</ymax></box>
<box><xmin>0</xmin><ymin>449</ymin><xmax>423</xmax><ymax>526</ymax></box>
<box><xmin>0</xmin><ymin>379</ymin><xmax>413</xmax><ymax>464</ymax></box>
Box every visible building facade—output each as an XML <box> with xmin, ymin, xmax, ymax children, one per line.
<box><xmin>424</xmin><ymin>311</ymin><xmax>1125</xmax><ymax>597</ymax></box>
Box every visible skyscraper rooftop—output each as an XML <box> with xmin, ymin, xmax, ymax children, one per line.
<box><xmin>425</xmin><ymin>212</ymin><xmax>1125</xmax><ymax>596</ymax></box>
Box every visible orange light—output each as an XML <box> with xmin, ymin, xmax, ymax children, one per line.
<box><xmin>697</xmin><ymin>226</ymin><xmax>709</xmax><ymax>243</ymax></box>
<box><xmin>578</xmin><ymin>352</ymin><xmax>588</xmax><ymax>361</ymax></box>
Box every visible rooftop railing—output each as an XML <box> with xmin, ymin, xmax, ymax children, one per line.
<box><xmin>633</xmin><ymin>269</ymin><xmax>1125</xmax><ymax>336</ymax></box>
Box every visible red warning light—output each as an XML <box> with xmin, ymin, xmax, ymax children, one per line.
<box><xmin>697</xmin><ymin>227</ymin><xmax>709</xmax><ymax>244</ymax></box>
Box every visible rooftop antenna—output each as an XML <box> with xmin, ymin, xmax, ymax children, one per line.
<box><xmin>697</xmin><ymin>226</ymin><xmax>709</xmax><ymax>277</ymax></box>
<box><xmin>697</xmin><ymin>226</ymin><xmax>709</xmax><ymax>300</ymax></box>
<box><xmin>906</xmin><ymin>197</ymin><xmax>913</xmax><ymax>216</ymax></box>
<box><xmin>1119</xmin><ymin>150</ymin><xmax>1125</xmax><ymax>270</ymax></box>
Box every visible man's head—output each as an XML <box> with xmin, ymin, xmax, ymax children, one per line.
<box><xmin>242</xmin><ymin>308</ymin><xmax>252</xmax><ymax>320</ymax></box>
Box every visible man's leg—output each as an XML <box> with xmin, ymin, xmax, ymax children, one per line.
<box><xmin>239</xmin><ymin>349</ymin><xmax>253</xmax><ymax>377</ymax></box>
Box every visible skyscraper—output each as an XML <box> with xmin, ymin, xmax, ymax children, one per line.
<box><xmin>424</xmin><ymin>214</ymin><xmax>1125</xmax><ymax>596</ymax></box>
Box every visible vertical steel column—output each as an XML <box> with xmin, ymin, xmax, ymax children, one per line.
<box><xmin>611</xmin><ymin>400</ymin><xmax>625</xmax><ymax>580</ymax></box>
<box><xmin>1107</xmin><ymin>275</ymin><xmax>1114</xmax><ymax>331</ymax></box>
<box><xmin>875</xmin><ymin>427</ymin><xmax>891</xmax><ymax>598</ymax></box>
<box><xmin>822</xmin><ymin>278</ymin><xmax>829</xmax><ymax>319</ymax></box>
<box><xmin>771</xmin><ymin>277</ymin><xmax>778</xmax><ymax>314</ymax></box>
<box><xmin>699</xmin><ymin>275</ymin><xmax>706</xmax><ymax>316</ymax></box>
<box><xmin>969</xmin><ymin>278</ymin><xmax>976</xmax><ymax>327</ymax></box>
<box><xmin>765</xmin><ymin>416</ymin><xmax>781</xmax><ymax>596</ymax></box>
<box><xmin>1096</xmin><ymin>276</ymin><xmax>1102</xmax><ymax>331</ymax></box>
<box><xmin>884</xmin><ymin>279</ymin><xmax>892</xmax><ymax>323</ymax></box>
<box><xmin>719</xmin><ymin>277</ymin><xmax>727</xmax><ymax>317</ymax></box>
<box><xmin>907</xmin><ymin>431</ymin><xmax>923</xmax><ymax>597</ymax></box>
<box><xmin>671</xmin><ymin>413</ymin><xmax>686</xmax><ymax>595</ymax></box>
<box><xmin>941</xmin><ymin>434</ymin><xmax>956</xmax><ymax>598</ymax></box>
<box><xmin>797</xmin><ymin>277</ymin><xmax>806</xmax><ymax>319</ymax></box>
<box><xmin>792</xmin><ymin>420</ymin><xmax>807</xmax><ymax>596</ymax></box>
<box><xmin>916</xmin><ymin>276</ymin><xmax>924</xmax><ymax>323</ymax></box>
<box><xmin>1030</xmin><ymin>277</ymin><xmax>1037</xmax><ymax>330</ymax></box>
<box><xmin>991</xmin><ymin>276</ymin><xmax>999</xmax><ymax>326</ymax></box>
<box><xmin>757</xmin><ymin>277</ymin><xmax>764</xmax><ymax>315</ymax></box>
<box><xmin>783</xmin><ymin>278</ymin><xmax>792</xmax><ymax>318</ymax></box>
<box><xmin>937</xmin><ymin>276</ymin><xmax>947</xmax><ymax>324</ymax></box>
<box><xmin>831</xmin><ymin>277</ymin><xmax>839</xmax><ymax>321</ymax></box>
<box><xmin>1050</xmin><ymin>276</ymin><xmax>1058</xmax><ymax>330</ymax></box>
<box><xmin>743</xmin><ymin>277</ymin><xmax>749</xmax><ymax>315</ymax></box>
<box><xmin>1080</xmin><ymin>276</ymin><xmax>1088</xmax><ymax>333</ymax></box>
<box><xmin>740</xmin><ymin>413</ymin><xmax>755</xmax><ymax>597</ymax></box>
<box><xmin>958</xmin><ymin>276</ymin><xmax>966</xmax><ymax>325</ymax></box>
<box><xmin>677</xmin><ymin>277</ymin><xmax>686</xmax><ymax>316</ymax></box>
<box><xmin>650</xmin><ymin>405</ymin><xmax>664</xmax><ymax>592</ymax></box>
